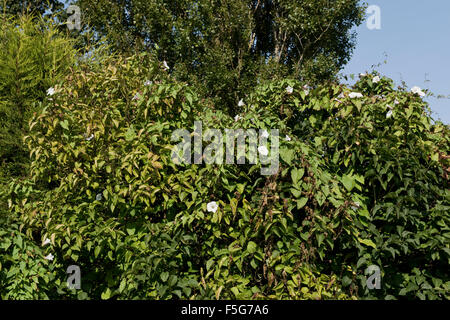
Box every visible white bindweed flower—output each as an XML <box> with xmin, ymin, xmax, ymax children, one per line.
<box><xmin>206</xmin><ymin>201</ymin><xmax>218</xmax><ymax>213</ymax></box>
<box><xmin>303</xmin><ymin>85</ymin><xmax>311</xmax><ymax>96</ymax></box>
<box><xmin>349</xmin><ymin>92</ymin><xmax>363</xmax><ymax>99</ymax></box>
<box><xmin>238</xmin><ymin>99</ymin><xmax>245</xmax><ymax>107</ymax></box>
<box><xmin>162</xmin><ymin>60</ymin><xmax>170</xmax><ymax>70</ymax></box>
<box><xmin>96</xmin><ymin>193</ymin><xmax>103</xmax><ymax>201</ymax></box>
<box><xmin>234</xmin><ymin>115</ymin><xmax>242</xmax><ymax>122</ymax></box>
<box><xmin>144</xmin><ymin>80</ymin><xmax>152</xmax><ymax>86</ymax></box>
<box><xmin>285</xmin><ymin>135</ymin><xmax>291</xmax><ymax>141</ymax></box>
<box><xmin>338</xmin><ymin>93</ymin><xmax>345</xmax><ymax>99</ymax></box>
<box><xmin>44</xmin><ymin>253</ymin><xmax>54</xmax><ymax>261</ymax></box>
<box><xmin>260</xmin><ymin>130</ymin><xmax>269</xmax><ymax>138</ymax></box>
<box><xmin>411</xmin><ymin>86</ymin><xmax>425</xmax><ymax>97</ymax></box>
<box><xmin>42</xmin><ymin>238</ymin><xmax>51</xmax><ymax>246</ymax></box>
<box><xmin>359</xmin><ymin>73</ymin><xmax>367</xmax><ymax>77</ymax></box>
<box><xmin>394</xmin><ymin>99</ymin><xmax>400</xmax><ymax>105</ymax></box>
<box><xmin>258</xmin><ymin>145</ymin><xmax>269</xmax><ymax>156</ymax></box>
<box><xmin>386</xmin><ymin>110</ymin><xmax>393</xmax><ymax>118</ymax></box>
<box><xmin>351</xmin><ymin>202</ymin><xmax>360</xmax><ymax>211</ymax></box>
<box><xmin>373</xmin><ymin>76</ymin><xmax>381</xmax><ymax>83</ymax></box>
<box><xmin>411</xmin><ymin>86</ymin><xmax>421</xmax><ymax>94</ymax></box>
<box><xmin>387</xmin><ymin>104</ymin><xmax>393</xmax><ymax>110</ymax></box>
<box><xmin>85</xmin><ymin>133</ymin><xmax>94</xmax><ymax>141</ymax></box>
<box><xmin>286</xmin><ymin>86</ymin><xmax>294</xmax><ymax>94</ymax></box>
<box><xmin>47</xmin><ymin>87</ymin><xmax>55</xmax><ymax>96</ymax></box>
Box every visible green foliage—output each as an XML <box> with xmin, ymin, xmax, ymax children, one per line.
<box><xmin>3</xmin><ymin>53</ymin><xmax>351</xmax><ymax>299</ymax></box>
<box><xmin>0</xmin><ymin>5</ymin><xmax>448</xmax><ymax>301</ymax></box>
<box><xmin>0</xmin><ymin>14</ymin><xmax>76</xmax><ymax>177</ymax></box>
<box><xmin>0</xmin><ymin>14</ymin><xmax>77</xmax><ymax>298</ymax></box>
<box><xmin>75</xmin><ymin>0</ymin><xmax>365</xmax><ymax>112</ymax></box>
<box><xmin>0</xmin><ymin>0</ymin><xmax>63</xmax><ymax>16</ymax></box>
<box><xmin>249</xmin><ymin>74</ymin><xmax>450</xmax><ymax>299</ymax></box>
<box><xmin>4</xmin><ymin>54</ymin><xmax>448</xmax><ymax>300</ymax></box>
<box><xmin>0</xmin><ymin>222</ymin><xmax>58</xmax><ymax>299</ymax></box>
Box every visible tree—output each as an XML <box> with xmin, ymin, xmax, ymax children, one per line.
<box><xmin>76</xmin><ymin>0</ymin><xmax>366</xmax><ymax>112</ymax></box>
<box><xmin>0</xmin><ymin>0</ymin><xmax>63</xmax><ymax>16</ymax></box>
<box><xmin>0</xmin><ymin>14</ymin><xmax>76</xmax><ymax>177</ymax></box>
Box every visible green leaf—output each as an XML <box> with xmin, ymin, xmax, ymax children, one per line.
<box><xmin>94</xmin><ymin>246</ymin><xmax>101</xmax><ymax>258</ymax></box>
<box><xmin>342</xmin><ymin>175</ymin><xmax>355</xmax><ymax>192</ymax></box>
<box><xmin>231</xmin><ymin>287</ymin><xmax>239</xmax><ymax>297</ymax></box>
<box><xmin>119</xmin><ymin>279</ymin><xmax>126</xmax><ymax>293</ymax></box>
<box><xmin>280</xmin><ymin>148</ymin><xmax>295</xmax><ymax>165</ymax></box>
<box><xmin>358</xmin><ymin>238</ymin><xmax>377</xmax><ymax>249</ymax></box>
<box><xmin>59</xmin><ymin>120</ymin><xmax>69</xmax><ymax>130</ymax></box>
<box><xmin>297</xmin><ymin>197</ymin><xmax>308</xmax><ymax>209</ymax></box>
<box><xmin>247</xmin><ymin>241</ymin><xmax>257</xmax><ymax>254</ymax></box>
<box><xmin>431</xmin><ymin>152</ymin><xmax>439</xmax><ymax>162</ymax></box>
<box><xmin>101</xmin><ymin>288</ymin><xmax>111</xmax><ymax>300</ymax></box>
<box><xmin>125</xmin><ymin>127</ymin><xmax>136</xmax><ymax>141</ymax></box>
<box><xmin>291</xmin><ymin>168</ymin><xmax>304</xmax><ymax>185</ymax></box>
<box><xmin>353</xmin><ymin>100</ymin><xmax>362</xmax><ymax>112</ymax></box>
<box><xmin>316</xmin><ymin>234</ymin><xmax>324</xmax><ymax>247</ymax></box>
<box><xmin>186</xmin><ymin>92</ymin><xmax>193</xmax><ymax>105</ymax></box>
<box><xmin>160</xmin><ymin>272</ymin><xmax>169</xmax><ymax>282</ymax></box>
<box><xmin>206</xmin><ymin>259</ymin><xmax>214</xmax><ymax>271</ymax></box>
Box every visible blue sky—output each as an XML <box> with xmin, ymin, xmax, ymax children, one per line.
<box><xmin>342</xmin><ymin>0</ymin><xmax>450</xmax><ymax>124</ymax></box>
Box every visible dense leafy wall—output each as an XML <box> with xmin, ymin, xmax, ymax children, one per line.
<box><xmin>1</xmin><ymin>53</ymin><xmax>448</xmax><ymax>299</ymax></box>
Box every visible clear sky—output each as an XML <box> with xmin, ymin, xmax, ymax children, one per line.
<box><xmin>342</xmin><ymin>0</ymin><xmax>450</xmax><ymax>124</ymax></box>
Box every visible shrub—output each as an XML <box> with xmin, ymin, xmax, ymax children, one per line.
<box><xmin>0</xmin><ymin>14</ymin><xmax>77</xmax><ymax>299</ymax></box>
<box><xmin>0</xmin><ymin>13</ymin><xmax>76</xmax><ymax>177</ymax></box>
<box><xmin>249</xmin><ymin>74</ymin><xmax>449</xmax><ymax>299</ymax></box>
<box><xmin>4</xmin><ymin>54</ymin><xmax>449</xmax><ymax>300</ymax></box>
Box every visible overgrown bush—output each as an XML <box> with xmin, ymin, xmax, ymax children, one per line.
<box><xmin>249</xmin><ymin>74</ymin><xmax>449</xmax><ymax>299</ymax></box>
<box><xmin>0</xmin><ymin>15</ymin><xmax>78</xmax><ymax>299</ymax></box>
<box><xmin>3</xmin><ymin>52</ymin><xmax>448</xmax><ymax>300</ymax></box>
<box><xmin>0</xmin><ymin>14</ymin><xmax>76</xmax><ymax>177</ymax></box>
